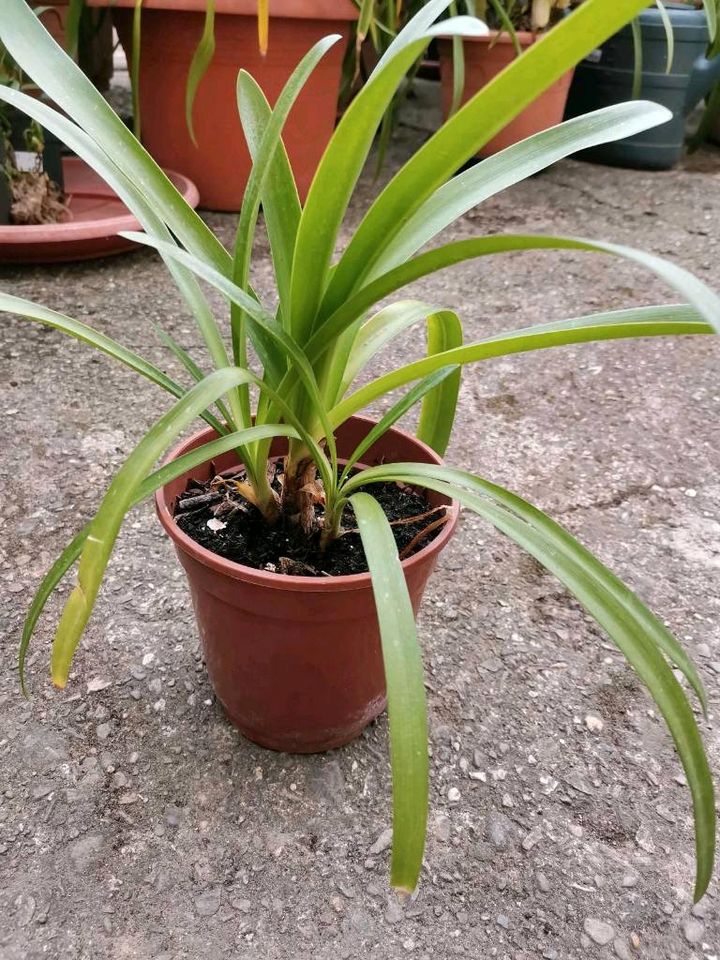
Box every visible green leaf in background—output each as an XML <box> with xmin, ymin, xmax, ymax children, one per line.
<box><xmin>351</xmin><ymin>492</ymin><xmax>429</xmax><ymax>892</ymax></box>
<box><xmin>185</xmin><ymin>0</ymin><xmax>216</xmax><ymax>146</ymax></box>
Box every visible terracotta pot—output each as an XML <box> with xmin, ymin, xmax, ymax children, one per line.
<box><xmin>88</xmin><ymin>0</ymin><xmax>357</xmax><ymax>210</ymax></box>
<box><xmin>32</xmin><ymin>1</ymin><xmax>69</xmax><ymax>48</ymax></box>
<box><xmin>438</xmin><ymin>32</ymin><xmax>574</xmax><ymax>157</ymax></box>
<box><xmin>155</xmin><ymin>416</ymin><xmax>460</xmax><ymax>753</ymax></box>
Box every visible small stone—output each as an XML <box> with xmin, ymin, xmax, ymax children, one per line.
<box><xmin>543</xmin><ymin>951</ymin><xmax>558</xmax><ymax>960</ymax></box>
<box><xmin>585</xmin><ymin>714</ymin><xmax>604</xmax><ymax>733</ymax></box>
<box><xmin>536</xmin><ymin>871</ymin><xmax>550</xmax><ymax>892</ymax></box>
<box><xmin>496</xmin><ymin>914</ymin><xmax>509</xmax><ymax>929</ymax></box>
<box><xmin>682</xmin><ymin>917</ymin><xmax>703</xmax><ymax>944</ymax></box>
<box><xmin>691</xmin><ymin>900</ymin><xmax>707</xmax><ymax>919</ymax></box>
<box><xmin>621</xmin><ymin>872</ymin><xmax>638</xmax><ymax>888</ymax></box>
<box><xmin>501</xmin><ymin>792</ymin><xmax>513</xmax><ymax>808</ymax></box>
<box><xmin>206</xmin><ymin>518</ymin><xmax>226</xmax><ymax>531</ymax></box>
<box><xmin>447</xmin><ymin>787</ymin><xmax>461</xmax><ymax>803</ymax></box>
<box><xmin>96</xmin><ymin>723</ymin><xmax>111</xmax><ymax>741</ymax></box>
<box><xmin>569</xmin><ymin>823</ymin><xmax>583</xmax><ymax>838</ymax></box>
<box><xmin>385</xmin><ymin>897</ymin><xmax>404</xmax><ymax>925</ymax></box>
<box><xmin>87</xmin><ymin>677</ymin><xmax>112</xmax><ymax>693</ymax></box>
<box><xmin>629</xmin><ymin>932</ymin><xmax>640</xmax><ymax>949</ymax></box>
<box><xmin>195</xmin><ymin>890</ymin><xmax>221</xmax><ymax>917</ymax></box>
<box><xmin>14</xmin><ymin>894</ymin><xmax>36</xmax><ymax>928</ymax></box>
<box><xmin>112</xmin><ymin>772</ymin><xmax>129</xmax><ymax>790</ymax></box>
<box><xmin>232</xmin><ymin>899</ymin><xmax>252</xmax><ymax>914</ymax></box>
<box><xmin>369</xmin><ymin>828</ymin><xmax>393</xmax><ymax>856</ymax></box>
<box><xmin>433</xmin><ymin>815</ymin><xmax>451</xmax><ymax>843</ymax></box>
<box><xmin>472</xmin><ymin>749</ymin><xmax>483</xmax><ymax>768</ymax></box>
<box><xmin>583</xmin><ymin>918</ymin><xmax>614</xmax><ymax>946</ymax></box>
<box><xmin>31</xmin><ymin>782</ymin><xmax>54</xmax><ymax>800</ymax></box>
<box><xmin>486</xmin><ymin>810</ymin><xmax>514</xmax><ymax>848</ymax></box>
<box><xmin>521</xmin><ymin>827</ymin><xmax>542</xmax><ymax>852</ymax></box>
<box><xmin>613</xmin><ymin>939</ymin><xmax>632</xmax><ymax>960</ymax></box>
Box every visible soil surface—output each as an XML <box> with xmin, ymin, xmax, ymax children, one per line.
<box><xmin>1</xmin><ymin>83</ymin><xmax>719</xmax><ymax>960</ymax></box>
<box><xmin>175</xmin><ymin>467</ymin><xmax>445</xmax><ymax>577</ymax></box>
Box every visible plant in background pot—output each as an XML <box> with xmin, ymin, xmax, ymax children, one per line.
<box><xmin>1</xmin><ymin>0</ymin><xmax>718</xmax><ymax>898</ymax></box>
<box><xmin>565</xmin><ymin>0</ymin><xmax>720</xmax><ymax>168</ymax></box>
<box><xmin>84</xmin><ymin>0</ymin><xmax>359</xmax><ymax>210</ymax></box>
<box><xmin>437</xmin><ymin>0</ymin><xmax>575</xmax><ymax>155</ymax></box>
<box><xmin>0</xmin><ymin>40</ymin><xmax>69</xmax><ymax>225</ymax></box>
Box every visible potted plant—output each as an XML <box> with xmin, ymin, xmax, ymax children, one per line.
<box><xmin>565</xmin><ymin>1</ymin><xmax>720</xmax><ymax>168</ymax></box>
<box><xmin>1</xmin><ymin>0</ymin><xmax>717</xmax><ymax>899</ymax></box>
<box><xmin>0</xmin><ymin>40</ymin><xmax>69</xmax><ymax>225</ymax></box>
<box><xmin>84</xmin><ymin>0</ymin><xmax>359</xmax><ymax>210</ymax></box>
<box><xmin>437</xmin><ymin>0</ymin><xmax>575</xmax><ymax>155</ymax></box>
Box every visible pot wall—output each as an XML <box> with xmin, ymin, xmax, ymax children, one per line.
<box><xmin>155</xmin><ymin>417</ymin><xmax>459</xmax><ymax>753</ymax></box>
<box><xmin>99</xmin><ymin>1</ymin><xmax>356</xmax><ymax>209</ymax></box>
<box><xmin>438</xmin><ymin>32</ymin><xmax>574</xmax><ymax>157</ymax></box>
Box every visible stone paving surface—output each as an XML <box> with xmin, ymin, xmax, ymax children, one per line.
<box><xmin>1</xmin><ymin>108</ymin><xmax>719</xmax><ymax>959</ymax></box>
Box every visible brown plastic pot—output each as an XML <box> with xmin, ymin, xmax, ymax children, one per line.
<box><xmin>155</xmin><ymin>416</ymin><xmax>459</xmax><ymax>753</ymax></box>
<box><xmin>88</xmin><ymin>0</ymin><xmax>358</xmax><ymax>210</ymax></box>
<box><xmin>438</xmin><ymin>32</ymin><xmax>574</xmax><ymax>157</ymax></box>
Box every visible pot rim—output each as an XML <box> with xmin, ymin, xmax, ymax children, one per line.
<box><xmin>85</xmin><ymin>0</ymin><xmax>359</xmax><ymax>20</ymax></box>
<box><xmin>439</xmin><ymin>29</ymin><xmax>537</xmax><ymax>46</ymax></box>
<box><xmin>155</xmin><ymin>415</ymin><xmax>460</xmax><ymax>593</ymax></box>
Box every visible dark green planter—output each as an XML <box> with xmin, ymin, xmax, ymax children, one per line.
<box><xmin>565</xmin><ymin>3</ymin><xmax>720</xmax><ymax>169</ymax></box>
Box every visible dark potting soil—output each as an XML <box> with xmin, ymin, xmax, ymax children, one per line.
<box><xmin>173</xmin><ymin>465</ymin><xmax>448</xmax><ymax>577</ymax></box>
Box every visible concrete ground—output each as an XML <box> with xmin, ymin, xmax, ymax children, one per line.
<box><xmin>1</xmin><ymin>96</ymin><xmax>719</xmax><ymax>960</ymax></box>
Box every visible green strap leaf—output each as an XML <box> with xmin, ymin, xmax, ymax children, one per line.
<box><xmin>320</xmin><ymin>0</ymin><xmax>663</xmax><ymax>318</ymax></box>
<box><xmin>0</xmin><ymin>85</ymin><xmax>243</xmax><ymax>432</ymax></box>
<box><xmin>235</xmin><ymin>74</ymin><xmax>302</xmax><ymax>327</ymax></box>
<box><xmin>119</xmin><ymin>230</ymin><xmax>338</xmax><ymax>471</ymax></box>
<box><xmin>288</xmin><ymin>15</ymin><xmax>488</xmax><ymax>347</ymax></box>
<box><xmin>330</xmin><ymin>304</ymin><xmax>714</xmax><ymax>427</ymax></box>
<box><xmin>185</xmin><ymin>0</ymin><xmax>216</xmax><ymax>146</ymax></box>
<box><xmin>340</xmin><ymin>365</ymin><xmax>459</xmax><ymax>483</ymax></box>
<box><xmin>345</xmin><ymin>464</ymin><xmax>715</xmax><ymax>901</ymax></box>
<box><xmin>0</xmin><ymin>292</ymin><xmax>225</xmax><ymax>438</ymax></box>
<box><xmin>416</xmin><ymin>309</ymin><xmax>463</xmax><ymax>456</ymax></box>
<box><xmin>308</xmin><ymin>233</ymin><xmax>720</xmax><ymax>361</ymax></box>
<box><xmin>364</xmin><ymin>101</ymin><xmax>672</xmax><ymax>280</ymax></box>
<box><xmin>351</xmin><ymin>492</ymin><xmax>429</xmax><ymax>893</ymax></box>
<box><xmin>50</xmin><ymin>368</ymin><xmax>256</xmax><ymax>687</ymax></box>
<box><xmin>230</xmin><ymin>36</ymin><xmax>341</xmax><ymax>417</ymax></box>
<box><xmin>19</xmin><ymin>424</ymin><xmax>299</xmax><ymax>695</ymax></box>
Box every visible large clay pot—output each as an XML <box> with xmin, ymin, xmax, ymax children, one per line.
<box><xmin>88</xmin><ymin>0</ymin><xmax>357</xmax><ymax>210</ymax></box>
<box><xmin>438</xmin><ymin>31</ymin><xmax>574</xmax><ymax>157</ymax></box>
<box><xmin>155</xmin><ymin>416</ymin><xmax>459</xmax><ymax>753</ymax></box>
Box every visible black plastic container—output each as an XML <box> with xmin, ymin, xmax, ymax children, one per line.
<box><xmin>565</xmin><ymin>3</ymin><xmax>720</xmax><ymax>170</ymax></box>
<box><xmin>8</xmin><ymin>108</ymin><xmax>65</xmax><ymax>188</ymax></box>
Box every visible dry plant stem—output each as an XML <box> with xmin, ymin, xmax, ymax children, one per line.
<box><xmin>282</xmin><ymin>456</ymin><xmax>319</xmax><ymax>533</ymax></box>
<box><xmin>398</xmin><ymin>514</ymin><xmax>450</xmax><ymax>560</ymax></box>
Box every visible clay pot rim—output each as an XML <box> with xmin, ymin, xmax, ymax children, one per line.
<box><xmin>440</xmin><ymin>29</ymin><xmax>538</xmax><ymax>46</ymax></box>
<box><xmin>0</xmin><ymin>157</ymin><xmax>199</xmax><ymax>241</ymax></box>
<box><xmin>86</xmin><ymin>0</ymin><xmax>359</xmax><ymax>20</ymax></box>
<box><xmin>155</xmin><ymin>415</ymin><xmax>460</xmax><ymax>593</ymax></box>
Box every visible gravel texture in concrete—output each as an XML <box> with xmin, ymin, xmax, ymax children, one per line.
<box><xmin>1</xmin><ymin>108</ymin><xmax>719</xmax><ymax>959</ymax></box>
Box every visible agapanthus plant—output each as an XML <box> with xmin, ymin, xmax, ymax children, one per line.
<box><xmin>0</xmin><ymin>0</ymin><xmax>716</xmax><ymax>897</ymax></box>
